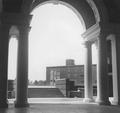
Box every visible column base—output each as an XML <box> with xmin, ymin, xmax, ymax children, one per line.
<box><xmin>95</xmin><ymin>98</ymin><xmax>111</xmax><ymax>105</ymax></box>
<box><xmin>14</xmin><ymin>101</ymin><xmax>29</xmax><ymax>108</ymax></box>
<box><xmin>110</xmin><ymin>98</ymin><xmax>118</xmax><ymax>105</ymax></box>
<box><xmin>0</xmin><ymin>101</ymin><xmax>8</xmax><ymax>108</ymax></box>
<box><xmin>83</xmin><ymin>98</ymin><xmax>94</xmax><ymax>103</ymax></box>
<box><xmin>117</xmin><ymin>99</ymin><xmax>120</xmax><ymax>105</ymax></box>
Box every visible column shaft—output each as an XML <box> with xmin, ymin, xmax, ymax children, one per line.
<box><xmin>96</xmin><ymin>35</ymin><xmax>110</xmax><ymax>105</ymax></box>
<box><xmin>116</xmin><ymin>36</ymin><xmax>120</xmax><ymax>105</ymax></box>
<box><xmin>84</xmin><ymin>42</ymin><xmax>93</xmax><ymax>102</ymax></box>
<box><xmin>110</xmin><ymin>37</ymin><xmax>118</xmax><ymax>105</ymax></box>
<box><xmin>15</xmin><ymin>27</ymin><xmax>29</xmax><ymax>107</ymax></box>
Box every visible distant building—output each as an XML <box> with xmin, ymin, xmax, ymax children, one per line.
<box><xmin>46</xmin><ymin>59</ymin><xmax>97</xmax><ymax>86</ymax></box>
<box><xmin>8</xmin><ymin>80</ymin><xmax>15</xmax><ymax>98</ymax></box>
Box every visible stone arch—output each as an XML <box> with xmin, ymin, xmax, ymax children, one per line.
<box><xmin>30</xmin><ymin>0</ymin><xmax>108</xmax><ymax>29</ymax></box>
<box><xmin>86</xmin><ymin>0</ymin><xmax>108</xmax><ymax>23</ymax></box>
<box><xmin>31</xmin><ymin>0</ymin><xmax>86</xmax><ymax>30</ymax></box>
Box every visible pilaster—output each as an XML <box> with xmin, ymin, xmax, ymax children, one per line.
<box><xmin>0</xmin><ymin>24</ymin><xmax>10</xmax><ymax>108</ymax></box>
<box><xmin>115</xmin><ymin>34</ymin><xmax>120</xmax><ymax>105</ymax></box>
<box><xmin>107</xmin><ymin>35</ymin><xmax>118</xmax><ymax>105</ymax></box>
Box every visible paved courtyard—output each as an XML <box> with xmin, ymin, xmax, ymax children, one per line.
<box><xmin>0</xmin><ymin>103</ymin><xmax>120</xmax><ymax>113</ymax></box>
<box><xmin>0</xmin><ymin>98</ymin><xmax>120</xmax><ymax>113</ymax></box>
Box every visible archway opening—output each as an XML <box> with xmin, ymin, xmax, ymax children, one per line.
<box><xmin>28</xmin><ymin>2</ymin><xmax>97</xmax><ymax>99</ymax></box>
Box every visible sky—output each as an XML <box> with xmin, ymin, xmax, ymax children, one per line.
<box><xmin>8</xmin><ymin>3</ymin><xmax>97</xmax><ymax>81</ymax></box>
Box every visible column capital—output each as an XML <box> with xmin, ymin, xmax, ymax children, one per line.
<box><xmin>84</xmin><ymin>41</ymin><xmax>92</xmax><ymax>48</ymax></box>
<box><xmin>16</xmin><ymin>26</ymin><xmax>31</xmax><ymax>41</ymax></box>
<box><xmin>8</xmin><ymin>25</ymin><xmax>31</xmax><ymax>40</ymax></box>
<box><xmin>82</xmin><ymin>23</ymin><xmax>100</xmax><ymax>42</ymax></box>
<box><xmin>18</xmin><ymin>25</ymin><xmax>31</xmax><ymax>34</ymax></box>
<box><xmin>82</xmin><ymin>22</ymin><xmax>120</xmax><ymax>43</ymax></box>
<box><xmin>107</xmin><ymin>34</ymin><xmax>116</xmax><ymax>42</ymax></box>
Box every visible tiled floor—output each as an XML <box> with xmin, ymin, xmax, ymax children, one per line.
<box><xmin>0</xmin><ymin>103</ymin><xmax>120</xmax><ymax>113</ymax></box>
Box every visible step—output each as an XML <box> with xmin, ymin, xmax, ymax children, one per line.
<box><xmin>28</xmin><ymin>86</ymin><xmax>64</xmax><ymax>98</ymax></box>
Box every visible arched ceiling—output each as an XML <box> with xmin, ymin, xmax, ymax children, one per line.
<box><xmin>31</xmin><ymin>0</ymin><xmax>97</xmax><ymax>29</ymax></box>
<box><xmin>3</xmin><ymin>0</ymin><xmax>23</xmax><ymax>13</ymax></box>
<box><xmin>1</xmin><ymin>0</ymin><xmax>120</xmax><ymax>26</ymax></box>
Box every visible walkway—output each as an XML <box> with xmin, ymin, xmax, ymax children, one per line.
<box><xmin>2</xmin><ymin>98</ymin><xmax>119</xmax><ymax>113</ymax></box>
<box><xmin>1</xmin><ymin>103</ymin><xmax>120</xmax><ymax>113</ymax></box>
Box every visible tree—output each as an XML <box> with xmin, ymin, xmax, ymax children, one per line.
<box><xmin>34</xmin><ymin>80</ymin><xmax>39</xmax><ymax>85</ymax></box>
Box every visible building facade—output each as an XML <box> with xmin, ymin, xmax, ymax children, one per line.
<box><xmin>46</xmin><ymin>60</ymin><xmax>97</xmax><ymax>86</ymax></box>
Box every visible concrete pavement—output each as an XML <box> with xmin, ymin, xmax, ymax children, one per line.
<box><xmin>0</xmin><ymin>103</ymin><xmax>120</xmax><ymax>113</ymax></box>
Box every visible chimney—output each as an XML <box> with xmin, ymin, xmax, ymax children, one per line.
<box><xmin>66</xmin><ymin>59</ymin><xmax>75</xmax><ymax>66</ymax></box>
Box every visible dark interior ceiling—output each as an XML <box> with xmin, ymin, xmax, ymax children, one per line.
<box><xmin>3</xmin><ymin>0</ymin><xmax>23</xmax><ymax>13</ymax></box>
<box><xmin>2</xmin><ymin>0</ymin><xmax>120</xmax><ymax>23</ymax></box>
<box><xmin>103</xmin><ymin>0</ymin><xmax>120</xmax><ymax>22</ymax></box>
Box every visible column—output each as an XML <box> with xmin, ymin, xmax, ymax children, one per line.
<box><xmin>0</xmin><ymin>24</ymin><xmax>9</xmax><ymax>108</ymax></box>
<box><xmin>96</xmin><ymin>34</ymin><xmax>110</xmax><ymax>105</ymax></box>
<box><xmin>83</xmin><ymin>41</ymin><xmax>93</xmax><ymax>102</ymax></box>
<box><xmin>108</xmin><ymin>35</ymin><xmax>118</xmax><ymax>105</ymax></box>
<box><xmin>14</xmin><ymin>26</ymin><xmax>30</xmax><ymax>107</ymax></box>
<box><xmin>115</xmin><ymin>35</ymin><xmax>120</xmax><ymax>105</ymax></box>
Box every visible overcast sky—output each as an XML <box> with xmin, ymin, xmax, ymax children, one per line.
<box><xmin>8</xmin><ymin>3</ymin><xmax>97</xmax><ymax>81</ymax></box>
